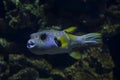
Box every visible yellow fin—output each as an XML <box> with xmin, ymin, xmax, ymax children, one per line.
<box><xmin>69</xmin><ymin>51</ymin><xmax>81</xmax><ymax>60</ymax></box>
<box><xmin>58</xmin><ymin>35</ymin><xmax>69</xmax><ymax>48</ymax></box>
<box><xmin>64</xmin><ymin>26</ymin><xmax>77</xmax><ymax>33</ymax></box>
<box><xmin>67</xmin><ymin>34</ymin><xmax>76</xmax><ymax>41</ymax></box>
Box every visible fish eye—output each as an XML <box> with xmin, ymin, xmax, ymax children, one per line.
<box><xmin>54</xmin><ymin>37</ymin><xmax>61</xmax><ymax>47</ymax></box>
<box><xmin>40</xmin><ymin>33</ymin><xmax>47</xmax><ymax>41</ymax></box>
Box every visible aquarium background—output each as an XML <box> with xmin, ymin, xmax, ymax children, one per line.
<box><xmin>0</xmin><ymin>0</ymin><xmax>120</xmax><ymax>80</ymax></box>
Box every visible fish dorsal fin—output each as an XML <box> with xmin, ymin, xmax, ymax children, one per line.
<box><xmin>64</xmin><ymin>26</ymin><xmax>77</xmax><ymax>33</ymax></box>
<box><xmin>69</xmin><ymin>51</ymin><xmax>81</xmax><ymax>60</ymax></box>
<box><xmin>58</xmin><ymin>35</ymin><xmax>69</xmax><ymax>48</ymax></box>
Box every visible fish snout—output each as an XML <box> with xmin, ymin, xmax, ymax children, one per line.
<box><xmin>27</xmin><ymin>40</ymin><xmax>36</xmax><ymax>48</ymax></box>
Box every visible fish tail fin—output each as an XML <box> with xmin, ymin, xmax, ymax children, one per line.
<box><xmin>79</xmin><ymin>33</ymin><xmax>102</xmax><ymax>46</ymax></box>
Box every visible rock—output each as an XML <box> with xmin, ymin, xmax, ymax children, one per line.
<box><xmin>8</xmin><ymin>68</ymin><xmax>39</xmax><ymax>80</ymax></box>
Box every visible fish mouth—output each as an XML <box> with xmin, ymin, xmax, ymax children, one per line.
<box><xmin>27</xmin><ymin>40</ymin><xmax>36</xmax><ymax>49</ymax></box>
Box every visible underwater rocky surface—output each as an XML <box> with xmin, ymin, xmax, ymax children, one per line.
<box><xmin>0</xmin><ymin>0</ymin><xmax>120</xmax><ymax>80</ymax></box>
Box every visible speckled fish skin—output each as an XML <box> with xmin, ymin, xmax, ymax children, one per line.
<box><xmin>27</xmin><ymin>29</ymin><xmax>102</xmax><ymax>55</ymax></box>
<box><xmin>27</xmin><ymin>29</ymin><xmax>70</xmax><ymax>55</ymax></box>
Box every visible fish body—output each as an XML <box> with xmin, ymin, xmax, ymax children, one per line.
<box><xmin>27</xmin><ymin>27</ymin><xmax>102</xmax><ymax>59</ymax></box>
<box><xmin>27</xmin><ymin>29</ymin><xmax>70</xmax><ymax>55</ymax></box>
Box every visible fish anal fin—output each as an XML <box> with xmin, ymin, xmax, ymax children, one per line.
<box><xmin>69</xmin><ymin>51</ymin><xmax>81</xmax><ymax>60</ymax></box>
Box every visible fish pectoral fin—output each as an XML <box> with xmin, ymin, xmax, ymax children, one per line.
<box><xmin>58</xmin><ymin>35</ymin><xmax>69</xmax><ymax>48</ymax></box>
<box><xmin>62</xmin><ymin>42</ymin><xmax>68</xmax><ymax>48</ymax></box>
<box><xmin>64</xmin><ymin>26</ymin><xmax>77</xmax><ymax>33</ymax></box>
<box><xmin>69</xmin><ymin>51</ymin><xmax>81</xmax><ymax>60</ymax></box>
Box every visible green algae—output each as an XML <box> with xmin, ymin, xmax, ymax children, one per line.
<box><xmin>3</xmin><ymin>0</ymin><xmax>45</xmax><ymax>29</ymax></box>
<box><xmin>8</xmin><ymin>68</ymin><xmax>39</xmax><ymax>80</ymax></box>
<box><xmin>101</xmin><ymin>23</ymin><xmax>120</xmax><ymax>36</ymax></box>
<box><xmin>0</xmin><ymin>38</ymin><xmax>10</xmax><ymax>48</ymax></box>
<box><xmin>27</xmin><ymin>58</ymin><xmax>52</xmax><ymax>72</ymax></box>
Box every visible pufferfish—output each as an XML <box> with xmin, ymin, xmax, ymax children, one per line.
<box><xmin>27</xmin><ymin>27</ymin><xmax>102</xmax><ymax>59</ymax></box>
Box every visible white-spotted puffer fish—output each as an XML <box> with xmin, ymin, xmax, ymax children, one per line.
<box><xmin>27</xmin><ymin>27</ymin><xmax>102</xmax><ymax>59</ymax></box>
